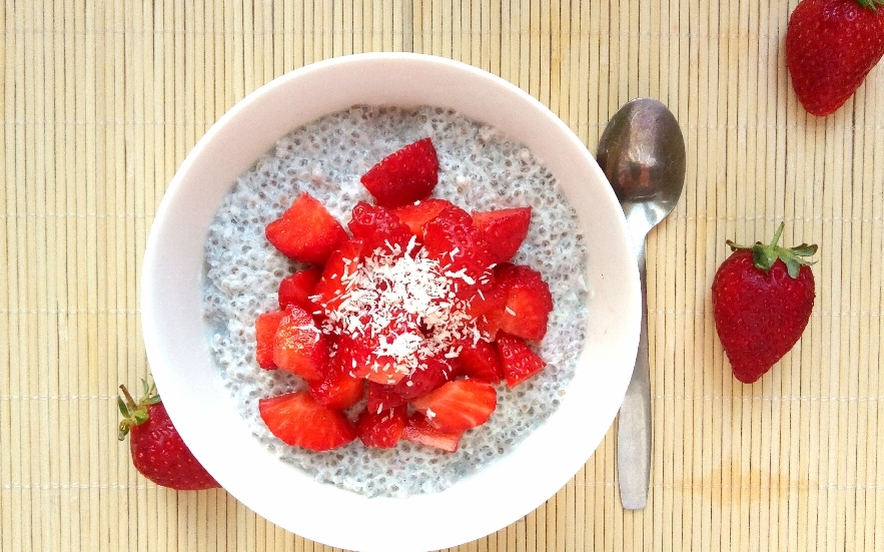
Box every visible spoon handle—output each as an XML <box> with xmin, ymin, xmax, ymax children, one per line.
<box><xmin>617</xmin><ymin>238</ymin><xmax>652</xmax><ymax>510</ymax></box>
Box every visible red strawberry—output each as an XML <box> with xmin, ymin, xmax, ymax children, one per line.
<box><xmin>786</xmin><ymin>0</ymin><xmax>884</xmax><ymax>116</ymax></box>
<box><xmin>312</xmin><ymin>238</ymin><xmax>365</xmax><ymax>313</ymax></box>
<box><xmin>258</xmin><ymin>391</ymin><xmax>357</xmax><ymax>451</ymax></box>
<box><xmin>336</xmin><ymin>331</ymin><xmax>401</xmax><ymax>386</ymax></box>
<box><xmin>390</xmin><ymin>198</ymin><xmax>453</xmax><ymax>238</ymax></box>
<box><xmin>118</xmin><ymin>381</ymin><xmax>220</xmax><ymax>490</ymax></box>
<box><xmin>472</xmin><ymin>207</ymin><xmax>532</xmax><ymax>263</ymax></box>
<box><xmin>496</xmin><ymin>333</ymin><xmax>547</xmax><ymax>388</ymax></box>
<box><xmin>467</xmin><ymin>282</ymin><xmax>508</xmax><ymax>340</ymax></box>
<box><xmin>360</xmin><ymin>138</ymin><xmax>439</xmax><ymax>208</ymax></box>
<box><xmin>265</xmin><ymin>192</ymin><xmax>349</xmax><ymax>264</ymax></box>
<box><xmin>410</xmin><ymin>379</ymin><xmax>497</xmax><ymax>432</ymax></box>
<box><xmin>345</xmin><ymin>313</ymin><xmax>424</xmax><ymax>385</ymax></box>
<box><xmin>422</xmin><ymin>204</ymin><xmax>496</xmax><ymax>299</ymax></box>
<box><xmin>308</xmin><ymin>349</ymin><xmax>365</xmax><ymax>410</ymax></box>
<box><xmin>457</xmin><ymin>338</ymin><xmax>504</xmax><ymax>384</ymax></box>
<box><xmin>255</xmin><ymin>310</ymin><xmax>286</xmax><ymax>369</ymax></box>
<box><xmin>364</xmin><ymin>355</ymin><xmax>460</xmax><ymax>410</ymax></box>
<box><xmin>388</xmin><ymin>354</ymin><xmax>459</xmax><ymax>401</ymax></box>
<box><xmin>278</xmin><ymin>267</ymin><xmax>322</xmax><ymax>314</ymax></box>
<box><xmin>347</xmin><ymin>201</ymin><xmax>414</xmax><ymax>255</ymax></box>
<box><xmin>401</xmin><ymin>414</ymin><xmax>463</xmax><ymax>453</ymax></box>
<box><xmin>273</xmin><ymin>305</ymin><xmax>329</xmax><ymax>381</ymax></box>
<box><xmin>356</xmin><ymin>404</ymin><xmax>407</xmax><ymax>448</ymax></box>
<box><xmin>366</xmin><ymin>381</ymin><xmax>407</xmax><ymax>412</ymax></box>
<box><xmin>711</xmin><ymin>223</ymin><xmax>817</xmax><ymax>383</ymax></box>
<box><xmin>493</xmin><ymin>263</ymin><xmax>554</xmax><ymax>342</ymax></box>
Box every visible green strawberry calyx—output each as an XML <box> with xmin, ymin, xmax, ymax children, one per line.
<box><xmin>858</xmin><ymin>0</ymin><xmax>884</xmax><ymax>11</ymax></box>
<box><xmin>118</xmin><ymin>379</ymin><xmax>162</xmax><ymax>441</ymax></box>
<box><xmin>726</xmin><ymin>222</ymin><xmax>818</xmax><ymax>279</ymax></box>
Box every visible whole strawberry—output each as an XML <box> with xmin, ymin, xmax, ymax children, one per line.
<box><xmin>786</xmin><ymin>0</ymin><xmax>884</xmax><ymax>116</ymax></box>
<box><xmin>711</xmin><ymin>223</ymin><xmax>817</xmax><ymax>383</ymax></box>
<box><xmin>118</xmin><ymin>381</ymin><xmax>220</xmax><ymax>490</ymax></box>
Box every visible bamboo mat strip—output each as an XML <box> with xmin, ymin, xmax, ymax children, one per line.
<box><xmin>3</xmin><ymin>1</ymin><xmax>884</xmax><ymax>551</ymax></box>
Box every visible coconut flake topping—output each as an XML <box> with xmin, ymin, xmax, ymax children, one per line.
<box><xmin>318</xmin><ymin>237</ymin><xmax>480</xmax><ymax>377</ymax></box>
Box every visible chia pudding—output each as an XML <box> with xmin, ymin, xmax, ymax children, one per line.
<box><xmin>202</xmin><ymin>105</ymin><xmax>589</xmax><ymax>497</ymax></box>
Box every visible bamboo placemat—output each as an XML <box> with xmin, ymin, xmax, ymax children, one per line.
<box><xmin>3</xmin><ymin>1</ymin><xmax>883</xmax><ymax>550</ymax></box>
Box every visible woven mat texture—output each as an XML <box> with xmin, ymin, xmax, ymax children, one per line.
<box><xmin>3</xmin><ymin>1</ymin><xmax>884</xmax><ymax>551</ymax></box>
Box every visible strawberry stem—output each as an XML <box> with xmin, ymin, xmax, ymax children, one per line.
<box><xmin>858</xmin><ymin>0</ymin><xmax>884</xmax><ymax>11</ymax></box>
<box><xmin>117</xmin><ymin>379</ymin><xmax>161</xmax><ymax>441</ymax></box>
<box><xmin>768</xmin><ymin>221</ymin><xmax>785</xmax><ymax>249</ymax></box>
<box><xmin>120</xmin><ymin>384</ymin><xmax>137</xmax><ymax>408</ymax></box>
<box><xmin>725</xmin><ymin>222</ymin><xmax>818</xmax><ymax>278</ymax></box>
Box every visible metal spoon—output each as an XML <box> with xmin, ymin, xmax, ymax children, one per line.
<box><xmin>596</xmin><ymin>98</ymin><xmax>686</xmax><ymax>510</ymax></box>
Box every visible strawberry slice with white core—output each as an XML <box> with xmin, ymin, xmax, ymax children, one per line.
<box><xmin>401</xmin><ymin>414</ymin><xmax>463</xmax><ymax>453</ymax></box>
<box><xmin>411</xmin><ymin>379</ymin><xmax>497</xmax><ymax>432</ymax></box>
<box><xmin>259</xmin><ymin>391</ymin><xmax>356</xmax><ymax>451</ymax></box>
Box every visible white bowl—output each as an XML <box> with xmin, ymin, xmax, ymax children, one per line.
<box><xmin>142</xmin><ymin>52</ymin><xmax>640</xmax><ymax>552</ymax></box>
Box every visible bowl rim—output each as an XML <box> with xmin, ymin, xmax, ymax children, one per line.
<box><xmin>142</xmin><ymin>52</ymin><xmax>640</xmax><ymax>552</ymax></box>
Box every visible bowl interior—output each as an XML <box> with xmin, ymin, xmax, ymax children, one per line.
<box><xmin>142</xmin><ymin>53</ymin><xmax>640</xmax><ymax>552</ymax></box>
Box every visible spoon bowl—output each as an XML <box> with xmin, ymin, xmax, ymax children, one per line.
<box><xmin>596</xmin><ymin>97</ymin><xmax>686</xmax><ymax>510</ymax></box>
<box><xmin>598</xmin><ymin>99</ymin><xmax>686</xmax><ymax>231</ymax></box>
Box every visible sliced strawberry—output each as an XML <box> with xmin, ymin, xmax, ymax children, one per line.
<box><xmin>356</xmin><ymin>403</ymin><xmax>407</xmax><ymax>449</ymax></box>
<box><xmin>467</xmin><ymin>283</ymin><xmax>508</xmax><ymax>340</ymax></box>
<box><xmin>258</xmin><ymin>391</ymin><xmax>356</xmax><ymax>451</ymax></box>
<box><xmin>334</xmin><ymin>331</ymin><xmax>372</xmax><ymax>374</ymax></box>
<box><xmin>411</xmin><ymin>379</ymin><xmax>497</xmax><ymax>432</ymax></box>
<box><xmin>255</xmin><ymin>310</ymin><xmax>286</xmax><ymax>369</ymax></box>
<box><xmin>389</xmin><ymin>354</ymin><xmax>459</xmax><ymax>401</ymax></box>
<box><xmin>365</xmin><ymin>354</ymin><xmax>459</xmax><ymax>412</ymax></box>
<box><xmin>422</xmin><ymin>205</ymin><xmax>496</xmax><ymax>300</ymax></box>
<box><xmin>312</xmin><ymin>238</ymin><xmax>365</xmax><ymax>314</ymax></box>
<box><xmin>457</xmin><ymin>339</ymin><xmax>503</xmax><ymax>384</ymax></box>
<box><xmin>496</xmin><ymin>333</ymin><xmax>547</xmax><ymax>388</ymax></box>
<box><xmin>472</xmin><ymin>206</ymin><xmax>532</xmax><ymax>263</ymax></box>
<box><xmin>402</xmin><ymin>414</ymin><xmax>463</xmax><ymax>453</ymax></box>
<box><xmin>337</xmin><ymin>331</ymin><xmax>408</xmax><ymax>386</ymax></box>
<box><xmin>272</xmin><ymin>305</ymin><xmax>329</xmax><ymax>381</ymax></box>
<box><xmin>350</xmin><ymin>310</ymin><xmax>424</xmax><ymax>385</ymax></box>
<box><xmin>265</xmin><ymin>192</ymin><xmax>349</xmax><ymax>265</ymax></box>
<box><xmin>390</xmin><ymin>198</ymin><xmax>453</xmax><ymax>238</ymax></box>
<box><xmin>360</xmin><ymin>137</ymin><xmax>439</xmax><ymax>208</ymax></box>
<box><xmin>366</xmin><ymin>381</ymin><xmax>406</xmax><ymax>413</ymax></box>
<box><xmin>278</xmin><ymin>267</ymin><xmax>322</xmax><ymax>313</ymax></box>
<box><xmin>354</xmin><ymin>352</ymin><xmax>411</xmax><ymax>386</ymax></box>
<box><xmin>495</xmin><ymin>263</ymin><xmax>553</xmax><ymax>341</ymax></box>
<box><xmin>308</xmin><ymin>350</ymin><xmax>365</xmax><ymax>410</ymax></box>
<box><xmin>347</xmin><ymin>201</ymin><xmax>413</xmax><ymax>255</ymax></box>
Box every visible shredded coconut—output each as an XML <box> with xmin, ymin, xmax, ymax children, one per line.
<box><xmin>318</xmin><ymin>241</ymin><xmax>479</xmax><ymax>377</ymax></box>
